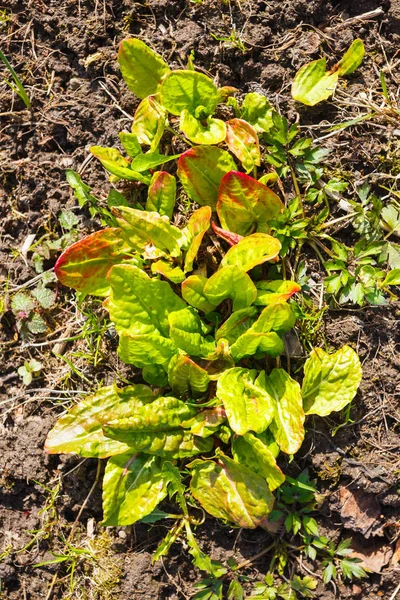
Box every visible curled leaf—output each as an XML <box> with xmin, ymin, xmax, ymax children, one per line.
<box><xmin>180</xmin><ymin>110</ymin><xmax>226</xmax><ymax>145</ymax></box>
<box><xmin>183</xmin><ymin>206</ymin><xmax>211</xmax><ymax>272</ymax></box>
<box><xmin>168</xmin><ymin>307</ymin><xmax>216</xmax><ymax>357</ymax></box>
<box><xmin>255</xmin><ymin>280</ymin><xmax>301</xmax><ymax>306</ymax></box>
<box><xmin>225</xmin><ymin>118</ymin><xmax>261</xmax><ymax>173</ymax></box>
<box><xmin>131</xmin><ymin>96</ymin><xmax>166</xmax><ymax>151</ymax></box>
<box><xmin>168</xmin><ymin>354</ymin><xmax>210</xmax><ymax>398</ymax></box>
<box><xmin>204</xmin><ymin>266</ymin><xmax>257</xmax><ymax>311</ymax></box>
<box><xmin>232</xmin><ymin>432</ymin><xmax>285</xmax><ymax>491</ymax></box>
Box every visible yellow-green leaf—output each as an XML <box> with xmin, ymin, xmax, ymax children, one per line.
<box><xmin>336</xmin><ymin>39</ymin><xmax>365</xmax><ymax>77</ymax></box>
<box><xmin>102</xmin><ymin>454</ymin><xmax>168</xmax><ymax>526</ymax></box>
<box><xmin>131</xmin><ymin>96</ymin><xmax>167</xmax><ymax>151</ymax></box>
<box><xmin>168</xmin><ymin>354</ymin><xmax>210</xmax><ymax>398</ymax></box>
<box><xmin>231</xmin><ymin>432</ymin><xmax>285</xmax><ymax>490</ymax></box>
<box><xmin>225</xmin><ymin>118</ymin><xmax>261</xmax><ymax>173</ymax></box>
<box><xmin>190</xmin><ymin>454</ymin><xmax>274</xmax><ymax>528</ymax></box>
<box><xmin>160</xmin><ymin>70</ymin><xmax>218</xmax><ymax>117</ymax></box>
<box><xmin>183</xmin><ymin>206</ymin><xmax>211</xmax><ymax>272</ymax></box>
<box><xmin>220</xmin><ymin>233</ymin><xmax>281</xmax><ymax>272</ymax></box>
<box><xmin>118</xmin><ymin>38</ymin><xmax>170</xmax><ymax>98</ymax></box>
<box><xmin>90</xmin><ymin>146</ymin><xmax>151</xmax><ymax>184</ymax></box>
<box><xmin>204</xmin><ymin>266</ymin><xmax>257</xmax><ymax>311</ymax></box>
<box><xmin>302</xmin><ymin>345</ymin><xmax>362</xmax><ymax>416</ymax></box>
<box><xmin>180</xmin><ymin>110</ymin><xmax>226</xmax><ymax>145</ymax></box>
<box><xmin>260</xmin><ymin>369</ymin><xmax>305</xmax><ymax>455</ymax></box>
<box><xmin>44</xmin><ymin>384</ymin><xmax>155</xmax><ymax>458</ymax></box>
<box><xmin>168</xmin><ymin>307</ymin><xmax>216</xmax><ymax>357</ymax></box>
<box><xmin>182</xmin><ymin>275</ymin><xmax>217</xmax><ymax>314</ymax></box>
<box><xmin>105</xmin><ymin>264</ymin><xmax>185</xmax><ymax>336</ymax></box>
<box><xmin>216</xmin><ymin>368</ymin><xmax>275</xmax><ymax>435</ymax></box>
<box><xmin>292</xmin><ymin>58</ymin><xmax>338</xmax><ymax>106</ymax></box>
<box><xmin>145</xmin><ymin>171</ymin><xmax>176</xmax><ymax>219</ymax></box>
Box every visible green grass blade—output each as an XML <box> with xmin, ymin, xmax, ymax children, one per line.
<box><xmin>0</xmin><ymin>48</ymin><xmax>31</xmax><ymax>108</ymax></box>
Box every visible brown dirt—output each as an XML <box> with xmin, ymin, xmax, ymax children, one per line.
<box><xmin>1</xmin><ymin>0</ymin><xmax>400</xmax><ymax>598</ymax></box>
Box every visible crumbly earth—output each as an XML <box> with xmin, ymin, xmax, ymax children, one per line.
<box><xmin>1</xmin><ymin>0</ymin><xmax>400</xmax><ymax>598</ymax></box>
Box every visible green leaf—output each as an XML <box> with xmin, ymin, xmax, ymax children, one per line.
<box><xmin>215</xmin><ymin>307</ymin><xmax>258</xmax><ymax>344</ymax></box>
<box><xmin>255</xmin><ymin>280</ymin><xmax>301</xmax><ymax>306</ymax></box>
<box><xmin>220</xmin><ymin>233</ymin><xmax>281</xmax><ymax>272</ymax></box>
<box><xmin>90</xmin><ymin>146</ymin><xmax>151</xmax><ymax>184</ymax></box>
<box><xmin>227</xmin><ymin>580</ymin><xmax>244</xmax><ymax>600</ymax></box>
<box><xmin>230</xmin><ymin>331</ymin><xmax>284</xmax><ymax>361</ymax></box>
<box><xmin>105</xmin><ymin>264</ymin><xmax>185</xmax><ymax>336</ymax></box>
<box><xmin>183</xmin><ymin>206</ymin><xmax>211</xmax><ymax>272</ymax></box>
<box><xmin>55</xmin><ymin>228</ymin><xmax>134</xmax><ymax>296</ymax></box>
<box><xmin>382</xmin><ymin>269</ymin><xmax>400</xmax><ymax>286</ymax></box>
<box><xmin>44</xmin><ymin>384</ymin><xmax>155</xmax><ymax>458</ymax></box>
<box><xmin>336</xmin><ymin>38</ymin><xmax>365</xmax><ymax>76</ymax></box>
<box><xmin>204</xmin><ymin>266</ymin><xmax>257</xmax><ymax>311</ymax></box>
<box><xmin>292</xmin><ymin>57</ymin><xmax>338</xmax><ymax>106</ymax></box>
<box><xmin>216</xmin><ymin>368</ymin><xmax>275</xmax><ymax>435</ymax></box>
<box><xmin>118</xmin><ymin>38</ymin><xmax>170</xmax><ymax>98</ymax></box>
<box><xmin>59</xmin><ymin>209</ymin><xmax>79</xmax><ymax>231</ymax></box>
<box><xmin>11</xmin><ymin>292</ymin><xmax>35</xmax><ymax>315</ymax></box>
<box><xmin>27</xmin><ymin>313</ymin><xmax>47</xmax><ymax>334</ymax></box>
<box><xmin>103</xmin><ymin>400</ymin><xmax>213</xmax><ymax>458</ymax></box>
<box><xmin>249</xmin><ymin>302</ymin><xmax>296</xmax><ymax>335</ymax></box>
<box><xmin>151</xmin><ymin>259</ymin><xmax>185</xmax><ymax>284</ymax></box>
<box><xmin>119</xmin><ymin>131</ymin><xmax>142</xmax><ymax>158</ymax></box>
<box><xmin>180</xmin><ymin>110</ymin><xmax>226</xmax><ymax>144</ymax></box>
<box><xmin>217</xmin><ymin>171</ymin><xmax>283</xmax><ymax>236</ymax></box>
<box><xmin>130</xmin><ymin>152</ymin><xmax>180</xmax><ymax>173</ymax></box>
<box><xmin>118</xmin><ymin>330</ymin><xmax>178</xmax><ymax>367</ymax></box>
<box><xmin>302</xmin><ymin>345</ymin><xmax>362</xmax><ymax>416</ymax></box>
<box><xmin>177</xmin><ymin>146</ymin><xmax>236</xmax><ymax>209</ymax></box>
<box><xmin>32</xmin><ymin>286</ymin><xmax>56</xmax><ymax>309</ymax></box>
<box><xmin>225</xmin><ymin>118</ymin><xmax>261</xmax><ymax>173</ymax></box>
<box><xmin>107</xmin><ymin>188</ymin><xmax>130</xmax><ymax>208</ymax></box>
<box><xmin>102</xmin><ymin>454</ymin><xmax>168</xmax><ymax>526</ymax></box>
<box><xmin>182</xmin><ymin>406</ymin><xmax>227</xmax><ymax>437</ymax></box>
<box><xmin>145</xmin><ymin>171</ymin><xmax>176</xmax><ymax>219</ymax></box>
<box><xmin>190</xmin><ymin>454</ymin><xmax>275</xmax><ymax>528</ymax></box>
<box><xmin>160</xmin><ymin>70</ymin><xmax>218</xmax><ymax>116</ymax></box>
<box><xmin>185</xmin><ymin>522</ymin><xmax>227</xmax><ymax>577</ymax></box>
<box><xmin>114</xmin><ymin>206</ymin><xmax>183</xmax><ymax>258</ymax></box>
<box><xmin>168</xmin><ymin>354</ymin><xmax>210</xmax><ymax>398</ymax></box>
<box><xmin>260</xmin><ymin>369</ymin><xmax>305</xmax><ymax>455</ymax></box>
<box><xmin>241</xmin><ymin>92</ymin><xmax>273</xmax><ymax>132</ymax></box>
<box><xmin>142</xmin><ymin>364</ymin><xmax>169</xmax><ymax>387</ymax></box>
<box><xmin>65</xmin><ymin>169</ymin><xmax>98</xmax><ymax>208</ymax></box>
<box><xmin>168</xmin><ymin>307</ymin><xmax>216</xmax><ymax>357</ymax></box>
<box><xmin>182</xmin><ymin>275</ymin><xmax>217</xmax><ymax>313</ymax></box>
<box><xmin>231</xmin><ymin>432</ymin><xmax>285</xmax><ymax>491</ymax></box>
<box><xmin>229</xmin><ymin>303</ymin><xmax>295</xmax><ymax>359</ymax></box>
<box><xmin>131</xmin><ymin>96</ymin><xmax>167</xmax><ymax>151</ymax></box>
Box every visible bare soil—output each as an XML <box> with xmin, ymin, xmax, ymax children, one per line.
<box><xmin>1</xmin><ymin>0</ymin><xmax>400</xmax><ymax>598</ymax></box>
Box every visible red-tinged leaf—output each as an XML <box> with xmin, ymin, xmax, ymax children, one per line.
<box><xmin>55</xmin><ymin>228</ymin><xmax>134</xmax><ymax>296</ymax></box>
<box><xmin>255</xmin><ymin>280</ymin><xmax>302</xmax><ymax>306</ymax></box>
<box><xmin>184</xmin><ymin>206</ymin><xmax>212</xmax><ymax>272</ymax></box>
<box><xmin>177</xmin><ymin>146</ymin><xmax>236</xmax><ymax>209</ymax></box>
<box><xmin>225</xmin><ymin>118</ymin><xmax>261</xmax><ymax>173</ymax></box>
<box><xmin>211</xmin><ymin>222</ymin><xmax>243</xmax><ymax>246</ymax></box>
<box><xmin>217</xmin><ymin>171</ymin><xmax>283</xmax><ymax>236</ymax></box>
<box><xmin>145</xmin><ymin>171</ymin><xmax>176</xmax><ymax>219</ymax></box>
